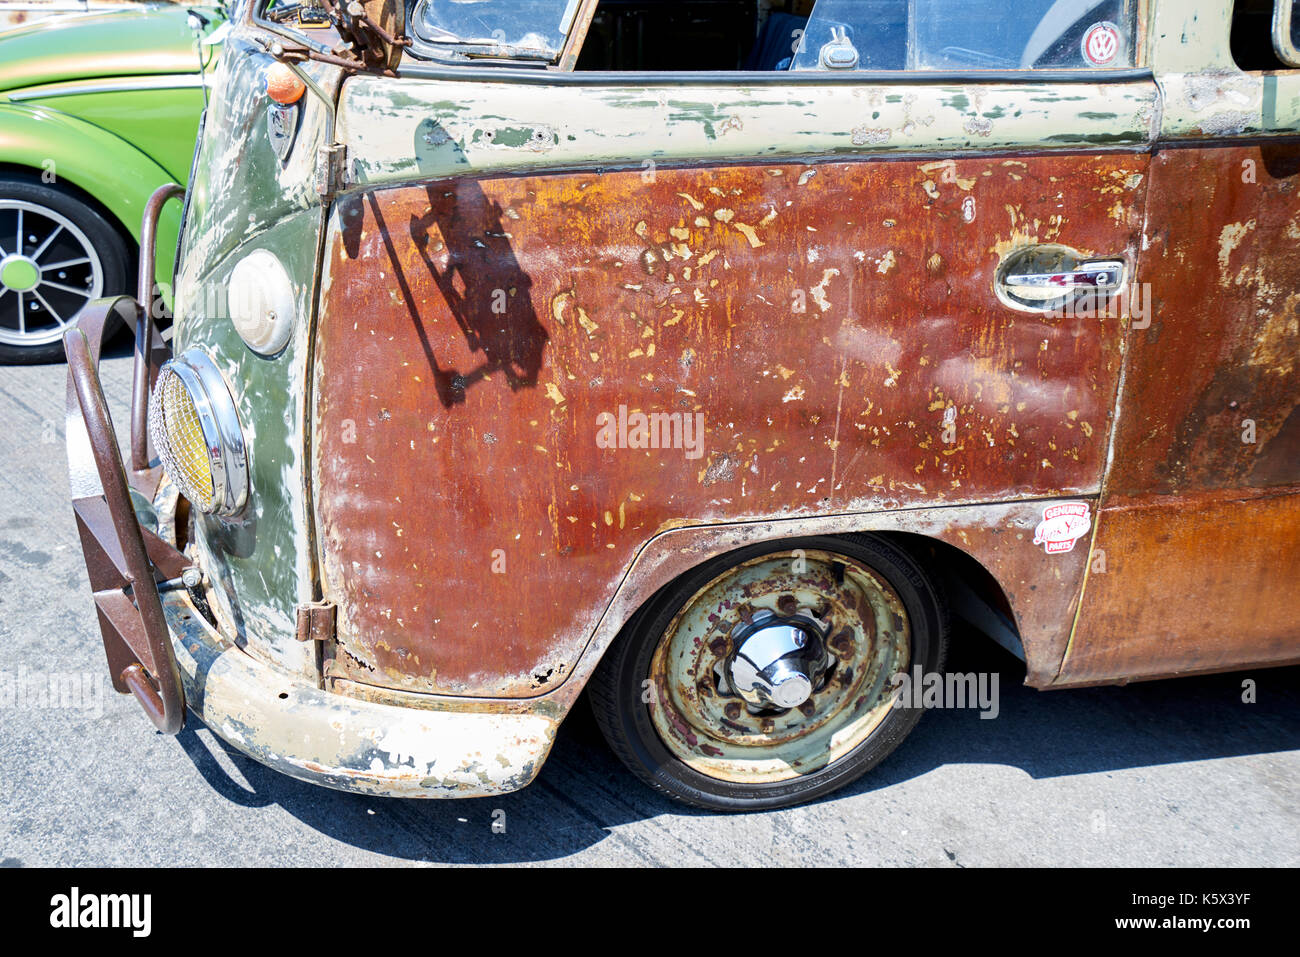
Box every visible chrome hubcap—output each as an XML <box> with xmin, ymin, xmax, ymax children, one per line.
<box><xmin>0</xmin><ymin>200</ymin><xmax>103</xmax><ymax>348</ymax></box>
<box><xmin>717</xmin><ymin>609</ymin><xmax>834</xmax><ymax>711</ymax></box>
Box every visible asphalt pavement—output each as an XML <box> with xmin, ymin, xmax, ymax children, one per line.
<box><xmin>1</xmin><ymin>338</ymin><xmax>1296</xmax><ymax>867</ymax></box>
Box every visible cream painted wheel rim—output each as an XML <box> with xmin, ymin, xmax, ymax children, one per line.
<box><xmin>647</xmin><ymin>549</ymin><xmax>911</xmax><ymax>784</ymax></box>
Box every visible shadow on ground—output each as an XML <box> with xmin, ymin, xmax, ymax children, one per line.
<box><xmin>172</xmin><ymin>633</ymin><xmax>1300</xmax><ymax>864</ymax></box>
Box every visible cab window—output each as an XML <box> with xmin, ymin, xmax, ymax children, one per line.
<box><xmin>261</xmin><ymin>0</ymin><xmax>1143</xmax><ymax>72</ymax></box>
<box><xmin>790</xmin><ymin>0</ymin><xmax>1139</xmax><ymax>71</ymax></box>
<box><xmin>574</xmin><ymin>0</ymin><xmax>1142</xmax><ymax>71</ymax></box>
<box><xmin>410</xmin><ymin>0</ymin><xmax>582</xmax><ymax>61</ymax></box>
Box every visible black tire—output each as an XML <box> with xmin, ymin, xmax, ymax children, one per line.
<box><xmin>589</xmin><ymin>533</ymin><xmax>949</xmax><ymax>811</ymax></box>
<box><xmin>0</xmin><ymin>174</ymin><xmax>130</xmax><ymax>364</ymax></box>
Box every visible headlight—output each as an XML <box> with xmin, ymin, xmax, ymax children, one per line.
<box><xmin>148</xmin><ymin>350</ymin><xmax>248</xmax><ymax>515</ymax></box>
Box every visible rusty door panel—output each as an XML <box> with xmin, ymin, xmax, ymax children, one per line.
<box><xmin>1056</xmin><ymin>489</ymin><xmax>1300</xmax><ymax>685</ymax></box>
<box><xmin>313</xmin><ymin>155</ymin><xmax>1147</xmax><ymax>698</ymax></box>
<box><xmin>1104</xmin><ymin>145</ymin><xmax>1300</xmax><ymax>498</ymax></box>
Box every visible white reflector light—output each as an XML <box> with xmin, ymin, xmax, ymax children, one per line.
<box><xmin>229</xmin><ymin>249</ymin><xmax>295</xmax><ymax>355</ymax></box>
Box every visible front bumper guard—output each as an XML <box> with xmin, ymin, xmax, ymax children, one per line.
<box><xmin>63</xmin><ymin>187</ymin><xmax>557</xmax><ymax>797</ymax></box>
<box><xmin>66</xmin><ymin>295</ymin><xmax>189</xmax><ymax>733</ymax></box>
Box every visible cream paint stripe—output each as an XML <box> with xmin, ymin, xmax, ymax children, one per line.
<box><xmin>339</xmin><ymin>77</ymin><xmax>1159</xmax><ymax>184</ymax></box>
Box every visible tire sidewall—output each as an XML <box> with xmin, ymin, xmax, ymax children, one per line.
<box><xmin>599</xmin><ymin>534</ymin><xmax>948</xmax><ymax>811</ymax></box>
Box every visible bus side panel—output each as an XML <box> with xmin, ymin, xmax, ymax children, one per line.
<box><xmin>313</xmin><ymin>156</ymin><xmax>1144</xmax><ymax>697</ymax></box>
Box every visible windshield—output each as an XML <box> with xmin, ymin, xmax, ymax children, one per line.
<box><xmin>411</xmin><ymin>0</ymin><xmax>581</xmax><ymax>59</ymax></box>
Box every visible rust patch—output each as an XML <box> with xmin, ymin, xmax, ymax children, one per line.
<box><xmin>1107</xmin><ymin>144</ymin><xmax>1300</xmax><ymax>498</ymax></box>
<box><xmin>313</xmin><ymin>155</ymin><xmax>1146</xmax><ymax>697</ymax></box>
<box><xmin>1058</xmin><ymin>487</ymin><xmax>1300</xmax><ymax>685</ymax></box>
<box><xmin>1059</xmin><ymin>143</ymin><xmax>1300</xmax><ymax>686</ymax></box>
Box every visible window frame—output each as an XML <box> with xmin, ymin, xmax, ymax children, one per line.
<box><xmin>1273</xmin><ymin>0</ymin><xmax>1300</xmax><ymax>66</ymax></box>
<box><xmin>248</xmin><ymin>0</ymin><xmax>1156</xmax><ymax>82</ymax></box>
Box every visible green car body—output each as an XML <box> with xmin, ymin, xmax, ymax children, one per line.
<box><xmin>0</xmin><ymin>2</ymin><xmax>223</xmax><ymax>361</ymax></box>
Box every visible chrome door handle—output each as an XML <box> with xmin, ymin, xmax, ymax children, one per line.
<box><xmin>1003</xmin><ymin>260</ymin><xmax>1125</xmax><ymax>295</ymax></box>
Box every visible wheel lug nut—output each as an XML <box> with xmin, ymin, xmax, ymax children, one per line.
<box><xmin>724</xmin><ymin>702</ymin><xmax>742</xmax><ymax>720</ymax></box>
<box><xmin>798</xmin><ymin>701</ymin><xmax>816</xmax><ymax>718</ymax></box>
<box><xmin>830</xmin><ymin>627</ymin><xmax>855</xmax><ymax>656</ymax></box>
<box><xmin>708</xmin><ymin>636</ymin><xmax>729</xmax><ymax>657</ymax></box>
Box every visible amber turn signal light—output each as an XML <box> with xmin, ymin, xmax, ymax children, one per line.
<box><xmin>266</xmin><ymin>62</ymin><xmax>306</xmax><ymax>105</ymax></box>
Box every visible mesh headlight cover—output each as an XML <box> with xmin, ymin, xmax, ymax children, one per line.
<box><xmin>148</xmin><ymin>350</ymin><xmax>248</xmax><ymax>515</ymax></box>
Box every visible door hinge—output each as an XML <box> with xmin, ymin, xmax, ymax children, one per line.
<box><xmin>316</xmin><ymin>143</ymin><xmax>349</xmax><ymax>198</ymax></box>
<box><xmin>295</xmin><ymin>600</ymin><xmax>336</xmax><ymax>643</ymax></box>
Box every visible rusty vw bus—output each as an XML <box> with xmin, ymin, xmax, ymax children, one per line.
<box><xmin>65</xmin><ymin>0</ymin><xmax>1299</xmax><ymax>810</ymax></box>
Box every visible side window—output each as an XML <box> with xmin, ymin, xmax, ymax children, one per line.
<box><xmin>1231</xmin><ymin>0</ymin><xmax>1300</xmax><ymax>69</ymax></box>
<box><xmin>576</xmin><ymin>1</ymin><xmax>765</xmax><ymax>71</ymax></box>
<box><xmin>789</xmin><ymin>0</ymin><xmax>1140</xmax><ymax>72</ymax></box>
<box><xmin>571</xmin><ymin>0</ymin><xmax>1141</xmax><ymax>72</ymax></box>
<box><xmin>407</xmin><ymin>0</ymin><xmax>583</xmax><ymax>62</ymax></box>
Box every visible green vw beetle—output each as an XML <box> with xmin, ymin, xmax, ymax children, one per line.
<box><xmin>0</xmin><ymin>2</ymin><xmax>225</xmax><ymax>363</ymax></box>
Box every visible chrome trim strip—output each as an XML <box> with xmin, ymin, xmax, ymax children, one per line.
<box><xmin>6</xmin><ymin>74</ymin><xmax>210</xmax><ymax>102</ymax></box>
<box><xmin>1275</xmin><ymin>0</ymin><xmax>1300</xmax><ymax>68</ymax></box>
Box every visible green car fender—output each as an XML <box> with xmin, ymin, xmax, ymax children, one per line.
<box><xmin>0</xmin><ymin>100</ymin><xmax>185</xmax><ymax>294</ymax></box>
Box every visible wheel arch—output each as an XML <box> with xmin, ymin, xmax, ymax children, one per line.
<box><xmin>560</xmin><ymin>502</ymin><xmax>1072</xmax><ymax>714</ymax></box>
<box><xmin>0</xmin><ymin>102</ymin><xmax>179</xmax><ymax>276</ymax></box>
<box><xmin>870</xmin><ymin>530</ymin><xmax>1026</xmax><ymax>663</ymax></box>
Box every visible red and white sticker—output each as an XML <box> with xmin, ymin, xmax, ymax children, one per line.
<box><xmin>1033</xmin><ymin>502</ymin><xmax>1092</xmax><ymax>554</ymax></box>
<box><xmin>1081</xmin><ymin>21</ymin><xmax>1122</xmax><ymax>67</ymax></box>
